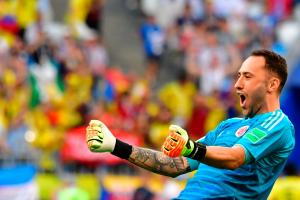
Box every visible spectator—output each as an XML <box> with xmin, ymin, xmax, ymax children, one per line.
<box><xmin>158</xmin><ymin>68</ymin><xmax>197</xmax><ymax>127</ymax></box>
<box><xmin>85</xmin><ymin>0</ymin><xmax>105</xmax><ymax>34</ymax></box>
<box><xmin>140</xmin><ymin>15</ymin><xmax>165</xmax><ymax>82</ymax></box>
<box><xmin>83</xmin><ymin>33</ymin><xmax>108</xmax><ymax>101</ymax></box>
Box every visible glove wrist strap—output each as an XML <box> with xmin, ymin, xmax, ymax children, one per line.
<box><xmin>187</xmin><ymin>141</ymin><xmax>207</xmax><ymax>161</ymax></box>
<box><xmin>111</xmin><ymin>139</ymin><xmax>133</xmax><ymax>160</ymax></box>
<box><xmin>182</xmin><ymin>139</ymin><xmax>194</xmax><ymax>156</ymax></box>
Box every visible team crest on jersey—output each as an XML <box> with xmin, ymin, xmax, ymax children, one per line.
<box><xmin>235</xmin><ymin>125</ymin><xmax>249</xmax><ymax>137</ymax></box>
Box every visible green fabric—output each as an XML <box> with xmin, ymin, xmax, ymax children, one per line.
<box><xmin>182</xmin><ymin>139</ymin><xmax>194</xmax><ymax>156</ymax></box>
<box><xmin>244</xmin><ymin>128</ymin><xmax>267</xmax><ymax>143</ymax></box>
<box><xmin>58</xmin><ymin>187</ymin><xmax>89</xmax><ymax>200</ymax></box>
<box><xmin>28</xmin><ymin>73</ymin><xmax>40</xmax><ymax>109</ymax></box>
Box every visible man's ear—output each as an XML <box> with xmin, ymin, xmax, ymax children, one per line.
<box><xmin>268</xmin><ymin>77</ymin><xmax>280</xmax><ymax>93</ymax></box>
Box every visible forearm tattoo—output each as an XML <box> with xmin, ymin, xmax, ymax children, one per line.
<box><xmin>128</xmin><ymin>147</ymin><xmax>191</xmax><ymax>177</ymax></box>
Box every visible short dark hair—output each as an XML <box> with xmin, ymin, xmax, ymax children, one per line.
<box><xmin>251</xmin><ymin>49</ymin><xmax>288</xmax><ymax>93</ymax></box>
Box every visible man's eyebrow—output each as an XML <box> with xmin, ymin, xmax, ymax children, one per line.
<box><xmin>238</xmin><ymin>71</ymin><xmax>254</xmax><ymax>76</ymax></box>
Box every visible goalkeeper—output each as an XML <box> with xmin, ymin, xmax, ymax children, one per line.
<box><xmin>86</xmin><ymin>49</ymin><xmax>295</xmax><ymax>199</ymax></box>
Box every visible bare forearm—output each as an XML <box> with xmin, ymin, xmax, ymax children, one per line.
<box><xmin>128</xmin><ymin>146</ymin><xmax>191</xmax><ymax>177</ymax></box>
<box><xmin>202</xmin><ymin>146</ymin><xmax>245</xmax><ymax>169</ymax></box>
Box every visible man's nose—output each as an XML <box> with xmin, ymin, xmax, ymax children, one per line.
<box><xmin>234</xmin><ymin>77</ymin><xmax>243</xmax><ymax>90</ymax></box>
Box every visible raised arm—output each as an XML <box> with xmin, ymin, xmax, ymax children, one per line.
<box><xmin>86</xmin><ymin>120</ymin><xmax>191</xmax><ymax>177</ymax></box>
<box><xmin>162</xmin><ymin>125</ymin><xmax>246</xmax><ymax>170</ymax></box>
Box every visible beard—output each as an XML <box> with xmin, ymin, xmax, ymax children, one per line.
<box><xmin>244</xmin><ymin>86</ymin><xmax>267</xmax><ymax>118</ymax></box>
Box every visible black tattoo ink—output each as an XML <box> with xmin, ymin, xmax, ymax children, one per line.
<box><xmin>129</xmin><ymin>147</ymin><xmax>191</xmax><ymax>177</ymax></box>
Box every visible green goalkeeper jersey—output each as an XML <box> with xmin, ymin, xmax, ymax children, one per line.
<box><xmin>176</xmin><ymin>109</ymin><xmax>295</xmax><ymax>200</ymax></box>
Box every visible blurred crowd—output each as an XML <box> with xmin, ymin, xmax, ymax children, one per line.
<box><xmin>1</xmin><ymin>0</ymin><xmax>300</xmax><ymax>170</ymax></box>
<box><xmin>1</xmin><ymin>0</ymin><xmax>300</xmax><ymax>199</ymax></box>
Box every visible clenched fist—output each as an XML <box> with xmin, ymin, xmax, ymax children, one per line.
<box><xmin>86</xmin><ymin>120</ymin><xmax>116</xmax><ymax>152</ymax></box>
<box><xmin>161</xmin><ymin>125</ymin><xmax>194</xmax><ymax>157</ymax></box>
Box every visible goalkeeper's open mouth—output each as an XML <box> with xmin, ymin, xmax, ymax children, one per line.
<box><xmin>237</xmin><ymin>92</ymin><xmax>247</xmax><ymax>108</ymax></box>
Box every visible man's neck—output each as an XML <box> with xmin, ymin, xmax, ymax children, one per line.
<box><xmin>262</xmin><ymin>95</ymin><xmax>281</xmax><ymax>113</ymax></box>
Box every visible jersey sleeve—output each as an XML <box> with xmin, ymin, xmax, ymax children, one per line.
<box><xmin>236</xmin><ymin>117</ymin><xmax>295</xmax><ymax>162</ymax></box>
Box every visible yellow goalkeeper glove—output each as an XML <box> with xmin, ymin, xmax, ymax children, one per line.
<box><xmin>86</xmin><ymin>120</ymin><xmax>132</xmax><ymax>159</ymax></box>
<box><xmin>86</xmin><ymin>120</ymin><xmax>116</xmax><ymax>152</ymax></box>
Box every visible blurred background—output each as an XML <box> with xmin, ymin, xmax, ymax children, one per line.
<box><xmin>0</xmin><ymin>0</ymin><xmax>300</xmax><ymax>199</ymax></box>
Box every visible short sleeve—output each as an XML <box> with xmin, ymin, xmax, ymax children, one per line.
<box><xmin>236</xmin><ymin>119</ymin><xmax>295</xmax><ymax>161</ymax></box>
